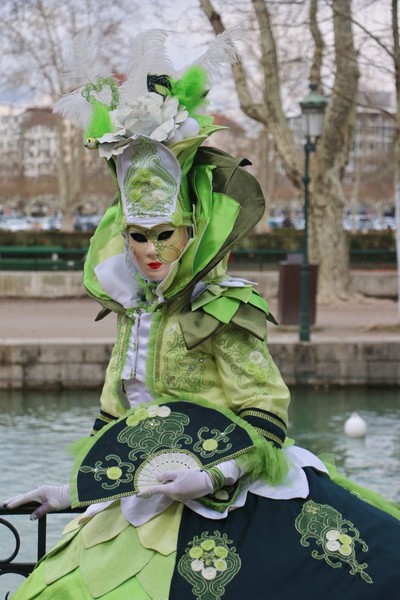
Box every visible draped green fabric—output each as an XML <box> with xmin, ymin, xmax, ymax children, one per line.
<box><xmin>177</xmin><ymin>308</ymin><xmax>221</xmax><ymax>350</ymax></box>
<box><xmin>83</xmin><ymin>202</ymin><xmax>125</xmax><ymax>313</ymax></box>
<box><xmin>169</xmin><ymin>126</ymin><xmax>224</xmax><ymax>175</ymax></box>
<box><xmin>231</xmin><ymin>303</ymin><xmax>268</xmax><ymax>341</ymax></box>
<box><xmin>177</xmin><ymin>281</ymin><xmax>273</xmax><ymax>349</ymax></box>
<box><xmin>202</xmin><ymin>296</ymin><xmax>241</xmax><ymax>323</ymax></box>
<box><xmin>83</xmin><ymin>140</ymin><xmax>267</xmax><ymax>315</ymax></box>
<box><xmin>163</xmin><ymin>166</ymin><xmax>240</xmax><ymax>299</ymax></box>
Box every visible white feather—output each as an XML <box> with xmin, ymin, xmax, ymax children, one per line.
<box><xmin>184</xmin><ymin>26</ymin><xmax>242</xmax><ymax>84</ymax></box>
<box><xmin>63</xmin><ymin>30</ymin><xmax>110</xmax><ymax>90</ymax></box>
<box><xmin>53</xmin><ymin>92</ymin><xmax>93</xmax><ymax>129</ymax></box>
<box><xmin>119</xmin><ymin>29</ymin><xmax>175</xmax><ymax>104</ymax></box>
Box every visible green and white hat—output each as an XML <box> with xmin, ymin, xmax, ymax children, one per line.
<box><xmin>116</xmin><ymin>135</ymin><xmax>192</xmax><ymax>229</ymax></box>
<box><xmin>54</xmin><ymin>28</ymin><xmax>241</xmax><ymax>229</ymax></box>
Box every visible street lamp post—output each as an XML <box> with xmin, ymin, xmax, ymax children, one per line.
<box><xmin>299</xmin><ymin>84</ymin><xmax>327</xmax><ymax>342</ymax></box>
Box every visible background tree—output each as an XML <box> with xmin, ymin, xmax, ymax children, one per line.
<box><xmin>346</xmin><ymin>0</ymin><xmax>399</xmax><ymax>316</ymax></box>
<box><xmin>199</xmin><ymin>0</ymin><xmax>360</xmax><ymax>301</ymax></box>
<box><xmin>0</xmin><ymin>0</ymin><xmax>142</xmax><ymax>228</ymax></box>
<box><xmin>392</xmin><ymin>0</ymin><xmax>400</xmax><ymax>316</ymax></box>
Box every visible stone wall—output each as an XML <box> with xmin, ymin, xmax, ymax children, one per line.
<box><xmin>0</xmin><ymin>271</ymin><xmax>86</xmax><ymax>298</ymax></box>
<box><xmin>0</xmin><ymin>341</ymin><xmax>113</xmax><ymax>390</ymax></box>
<box><xmin>0</xmin><ymin>270</ymin><xmax>396</xmax><ymax>299</ymax></box>
<box><xmin>273</xmin><ymin>341</ymin><xmax>400</xmax><ymax>386</ymax></box>
<box><xmin>1</xmin><ymin>340</ymin><xmax>398</xmax><ymax>389</ymax></box>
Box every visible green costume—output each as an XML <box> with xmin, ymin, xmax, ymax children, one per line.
<box><xmin>10</xmin><ymin>28</ymin><xmax>400</xmax><ymax>600</ymax></box>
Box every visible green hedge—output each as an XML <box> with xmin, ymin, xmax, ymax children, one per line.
<box><xmin>237</xmin><ymin>230</ymin><xmax>396</xmax><ymax>252</ymax></box>
<box><xmin>0</xmin><ymin>231</ymin><xmax>92</xmax><ymax>249</ymax></box>
<box><xmin>346</xmin><ymin>231</ymin><xmax>396</xmax><ymax>251</ymax></box>
<box><xmin>0</xmin><ymin>229</ymin><xmax>396</xmax><ymax>252</ymax></box>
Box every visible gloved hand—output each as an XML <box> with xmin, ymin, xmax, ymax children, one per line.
<box><xmin>3</xmin><ymin>484</ymin><xmax>71</xmax><ymax>521</ymax></box>
<box><xmin>215</xmin><ymin>460</ymin><xmax>243</xmax><ymax>486</ymax></box>
<box><xmin>138</xmin><ymin>469</ymin><xmax>214</xmax><ymax>502</ymax></box>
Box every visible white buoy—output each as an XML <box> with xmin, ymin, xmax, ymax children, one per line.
<box><xmin>344</xmin><ymin>412</ymin><xmax>367</xmax><ymax>438</ymax></box>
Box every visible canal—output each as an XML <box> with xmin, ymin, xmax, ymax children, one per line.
<box><xmin>1</xmin><ymin>387</ymin><xmax>399</xmax><ymax>596</ymax></box>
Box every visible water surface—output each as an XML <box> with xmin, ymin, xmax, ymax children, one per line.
<box><xmin>1</xmin><ymin>387</ymin><xmax>399</xmax><ymax>596</ymax></box>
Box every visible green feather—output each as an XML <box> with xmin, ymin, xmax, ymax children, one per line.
<box><xmin>84</xmin><ymin>100</ymin><xmax>113</xmax><ymax>140</ymax></box>
<box><xmin>170</xmin><ymin>66</ymin><xmax>208</xmax><ymax>114</ymax></box>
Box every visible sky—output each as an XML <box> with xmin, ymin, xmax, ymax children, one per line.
<box><xmin>0</xmin><ymin>0</ymin><xmax>396</xmax><ymax>115</ymax></box>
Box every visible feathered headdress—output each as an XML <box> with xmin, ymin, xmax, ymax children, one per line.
<box><xmin>54</xmin><ymin>27</ymin><xmax>241</xmax><ymax>159</ymax></box>
<box><xmin>54</xmin><ymin>27</ymin><xmax>242</xmax><ymax>230</ymax></box>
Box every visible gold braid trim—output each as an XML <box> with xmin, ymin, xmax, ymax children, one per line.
<box><xmin>238</xmin><ymin>409</ymin><xmax>287</xmax><ymax>433</ymax></box>
<box><xmin>252</xmin><ymin>427</ymin><xmax>284</xmax><ymax>448</ymax></box>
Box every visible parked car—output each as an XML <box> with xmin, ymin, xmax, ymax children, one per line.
<box><xmin>73</xmin><ymin>214</ymin><xmax>103</xmax><ymax>232</ymax></box>
<box><xmin>29</xmin><ymin>216</ymin><xmax>63</xmax><ymax>231</ymax></box>
<box><xmin>0</xmin><ymin>215</ymin><xmax>31</xmax><ymax>231</ymax></box>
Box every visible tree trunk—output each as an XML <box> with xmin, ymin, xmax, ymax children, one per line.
<box><xmin>310</xmin><ymin>0</ymin><xmax>359</xmax><ymax>301</ymax></box>
<box><xmin>199</xmin><ymin>0</ymin><xmax>358</xmax><ymax>302</ymax></box>
<box><xmin>311</xmin><ymin>166</ymin><xmax>352</xmax><ymax>300</ymax></box>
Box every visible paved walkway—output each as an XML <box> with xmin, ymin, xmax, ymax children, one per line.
<box><xmin>1</xmin><ymin>296</ymin><xmax>399</xmax><ymax>344</ymax></box>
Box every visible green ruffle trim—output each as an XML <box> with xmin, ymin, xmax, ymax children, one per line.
<box><xmin>68</xmin><ymin>436</ymin><xmax>93</xmax><ymax>459</ymax></box>
<box><xmin>320</xmin><ymin>454</ymin><xmax>400</xmax><ymax>521</ymax></box>
<box><xmin>235</xmin><ymin>434</ymin><xmax>289</xmax><ymax>486</ymax></box>
<box><xmin>192</xmin><ymin>284</ymin><xmax>273</xmax><ymax>326</ymax></box>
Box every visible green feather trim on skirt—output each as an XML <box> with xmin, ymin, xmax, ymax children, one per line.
<box><xmin>321</xmin><ymin>455</ymin><xmax>400</xmax><ymax>521</ymax></box>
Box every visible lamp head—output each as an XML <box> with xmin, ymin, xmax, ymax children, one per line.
<box><xmin>300</xmin><ymin>83</ymin><xmax>328</xmax><ymax>139</ymax></box>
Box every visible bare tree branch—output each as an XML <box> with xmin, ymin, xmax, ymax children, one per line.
<box><xmin>252</xmin><ymin>0</ymin><xmax>302</xmax><ymax>185</ymax></box>
<box><xmin>309</xmin><ymin>0</ymin><xmax>324</xmax><ymax>86</ymax></box>
<box><xmin>319</xmin><ymin>0</ymin><xmax>360</xmax><ymax>171</ymax></box>
<box><xmin>198</xmin><ymin>0</ymin><xmax>267</xmax><ymax>123</ymax></box>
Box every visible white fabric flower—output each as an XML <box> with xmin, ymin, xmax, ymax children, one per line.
<box><xmin>158</xmin><ymin>405</ymin><xmax>171</xmax><ymax>417</ymax></box>
<box><xmin>202</xmin><ymin>567</ymin><xmax>217</xmax><ymax>580</ymax></box>
<box><xmin>191</xmin><ymin>559</ymin><xmax>204</xmax><ymax>572</ymax></box>
<box><xmin>326</xmin><ymin>540</ymin><xmax>341</xmax><ymax>552</ymax></box>
<box><xmin>146</xmin><ymin>405</ymin><xmax>160</xmax><ymax>418</ymax></box>
<box><xmin>97</xmin><ymin>92</ymin><xmax>188</xmax><ymax>158</ymax></box>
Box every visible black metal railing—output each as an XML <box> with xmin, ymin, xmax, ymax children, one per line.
<box><xmin>0</xmin><ymin>504</ymin><xmax>84</xmax><ymax>592</ymax></box>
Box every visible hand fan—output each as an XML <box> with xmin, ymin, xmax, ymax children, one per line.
<box><xmin>71</xmin><ymin>400</ymin><xmax>255</xmax><ymax>507</ymax></box>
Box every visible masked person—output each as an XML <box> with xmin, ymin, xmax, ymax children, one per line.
<box><xmin>5</xmin><ymin>29</ymin><xmax>400</xmax><ymax>600</ymax></box>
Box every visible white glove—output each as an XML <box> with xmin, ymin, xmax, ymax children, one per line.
<box><xmin>216</xmin><ymin>460</ymin><xmax>243</xmax><ymax>485</ymax></box>
<box><xmin>138</xmin><ymin>469</ymin><xmax>214</xmax><ymax>502</ymax></box>
<box><xmin>3</xmin><ymin>484</ymin><xmax>71</xmax><ymax>521</ymax></box>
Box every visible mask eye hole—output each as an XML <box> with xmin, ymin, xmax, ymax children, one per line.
<box><xmin>130</xmin><ymin>232</ymin><xmax>147</xmax><ymax>243</ymax></box>
<box><xmin>157</xmin><ymin>230</ymin><xmax>174</xmax><ymax>241</ymax></box>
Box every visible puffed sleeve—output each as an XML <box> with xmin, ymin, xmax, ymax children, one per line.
<box><xmin>212</xmin><ymin>324</ymin><xmax>290</xmax><ymax>449</ymax></box>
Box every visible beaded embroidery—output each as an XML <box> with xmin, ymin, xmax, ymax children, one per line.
<box><xmin>81</xmin><ymin>76</ymin><xmax>120</xmax><ymax>110</ymax></box>
<box><xmin>214</xmin><ymin>328</ymin><xmax>277</xmax><ymax>392</ymax></box>
<box><xmin>110</xmin><ymin>314</ymin><xmax>133</xmax><ymax>374</ymax></box>
<box><xmin>295</xmin><ymin>500</ymin><xmax>373</xmax><ymax>584</ymax></box>
<box><xmin>160</xmin><ymin>320</ymin><xmax>214</xmax><ymax>392</ymax></box>
<box><xmin>178</xmin><ymin>531</ymin><xmax>241</xmax><ymax>599</ymax></box>
<box><xmin>124</xmin><ymin>137</ymin><xmax>177</xmax><ymax>218</ymax></box>
<box><xmin>193</xmin><ymin>424</ymin><xmax>236</xmax><ymax>459</ymax></box>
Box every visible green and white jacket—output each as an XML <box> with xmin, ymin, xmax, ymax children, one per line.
<box><xmin>85</xmin><ymin>145</ymin><xmax>289</xmax><ymax>448</ymax></box>
<box><xmin>81</xmin><ymin>145</ymin><xmax>328</xmax><ymax>522</ymax></box>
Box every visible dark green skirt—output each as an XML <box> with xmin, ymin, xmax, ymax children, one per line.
<box><xmin>12</xmin><ymin>468</ymin><xmax>400</xmax><ymax>600</ymax></box>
